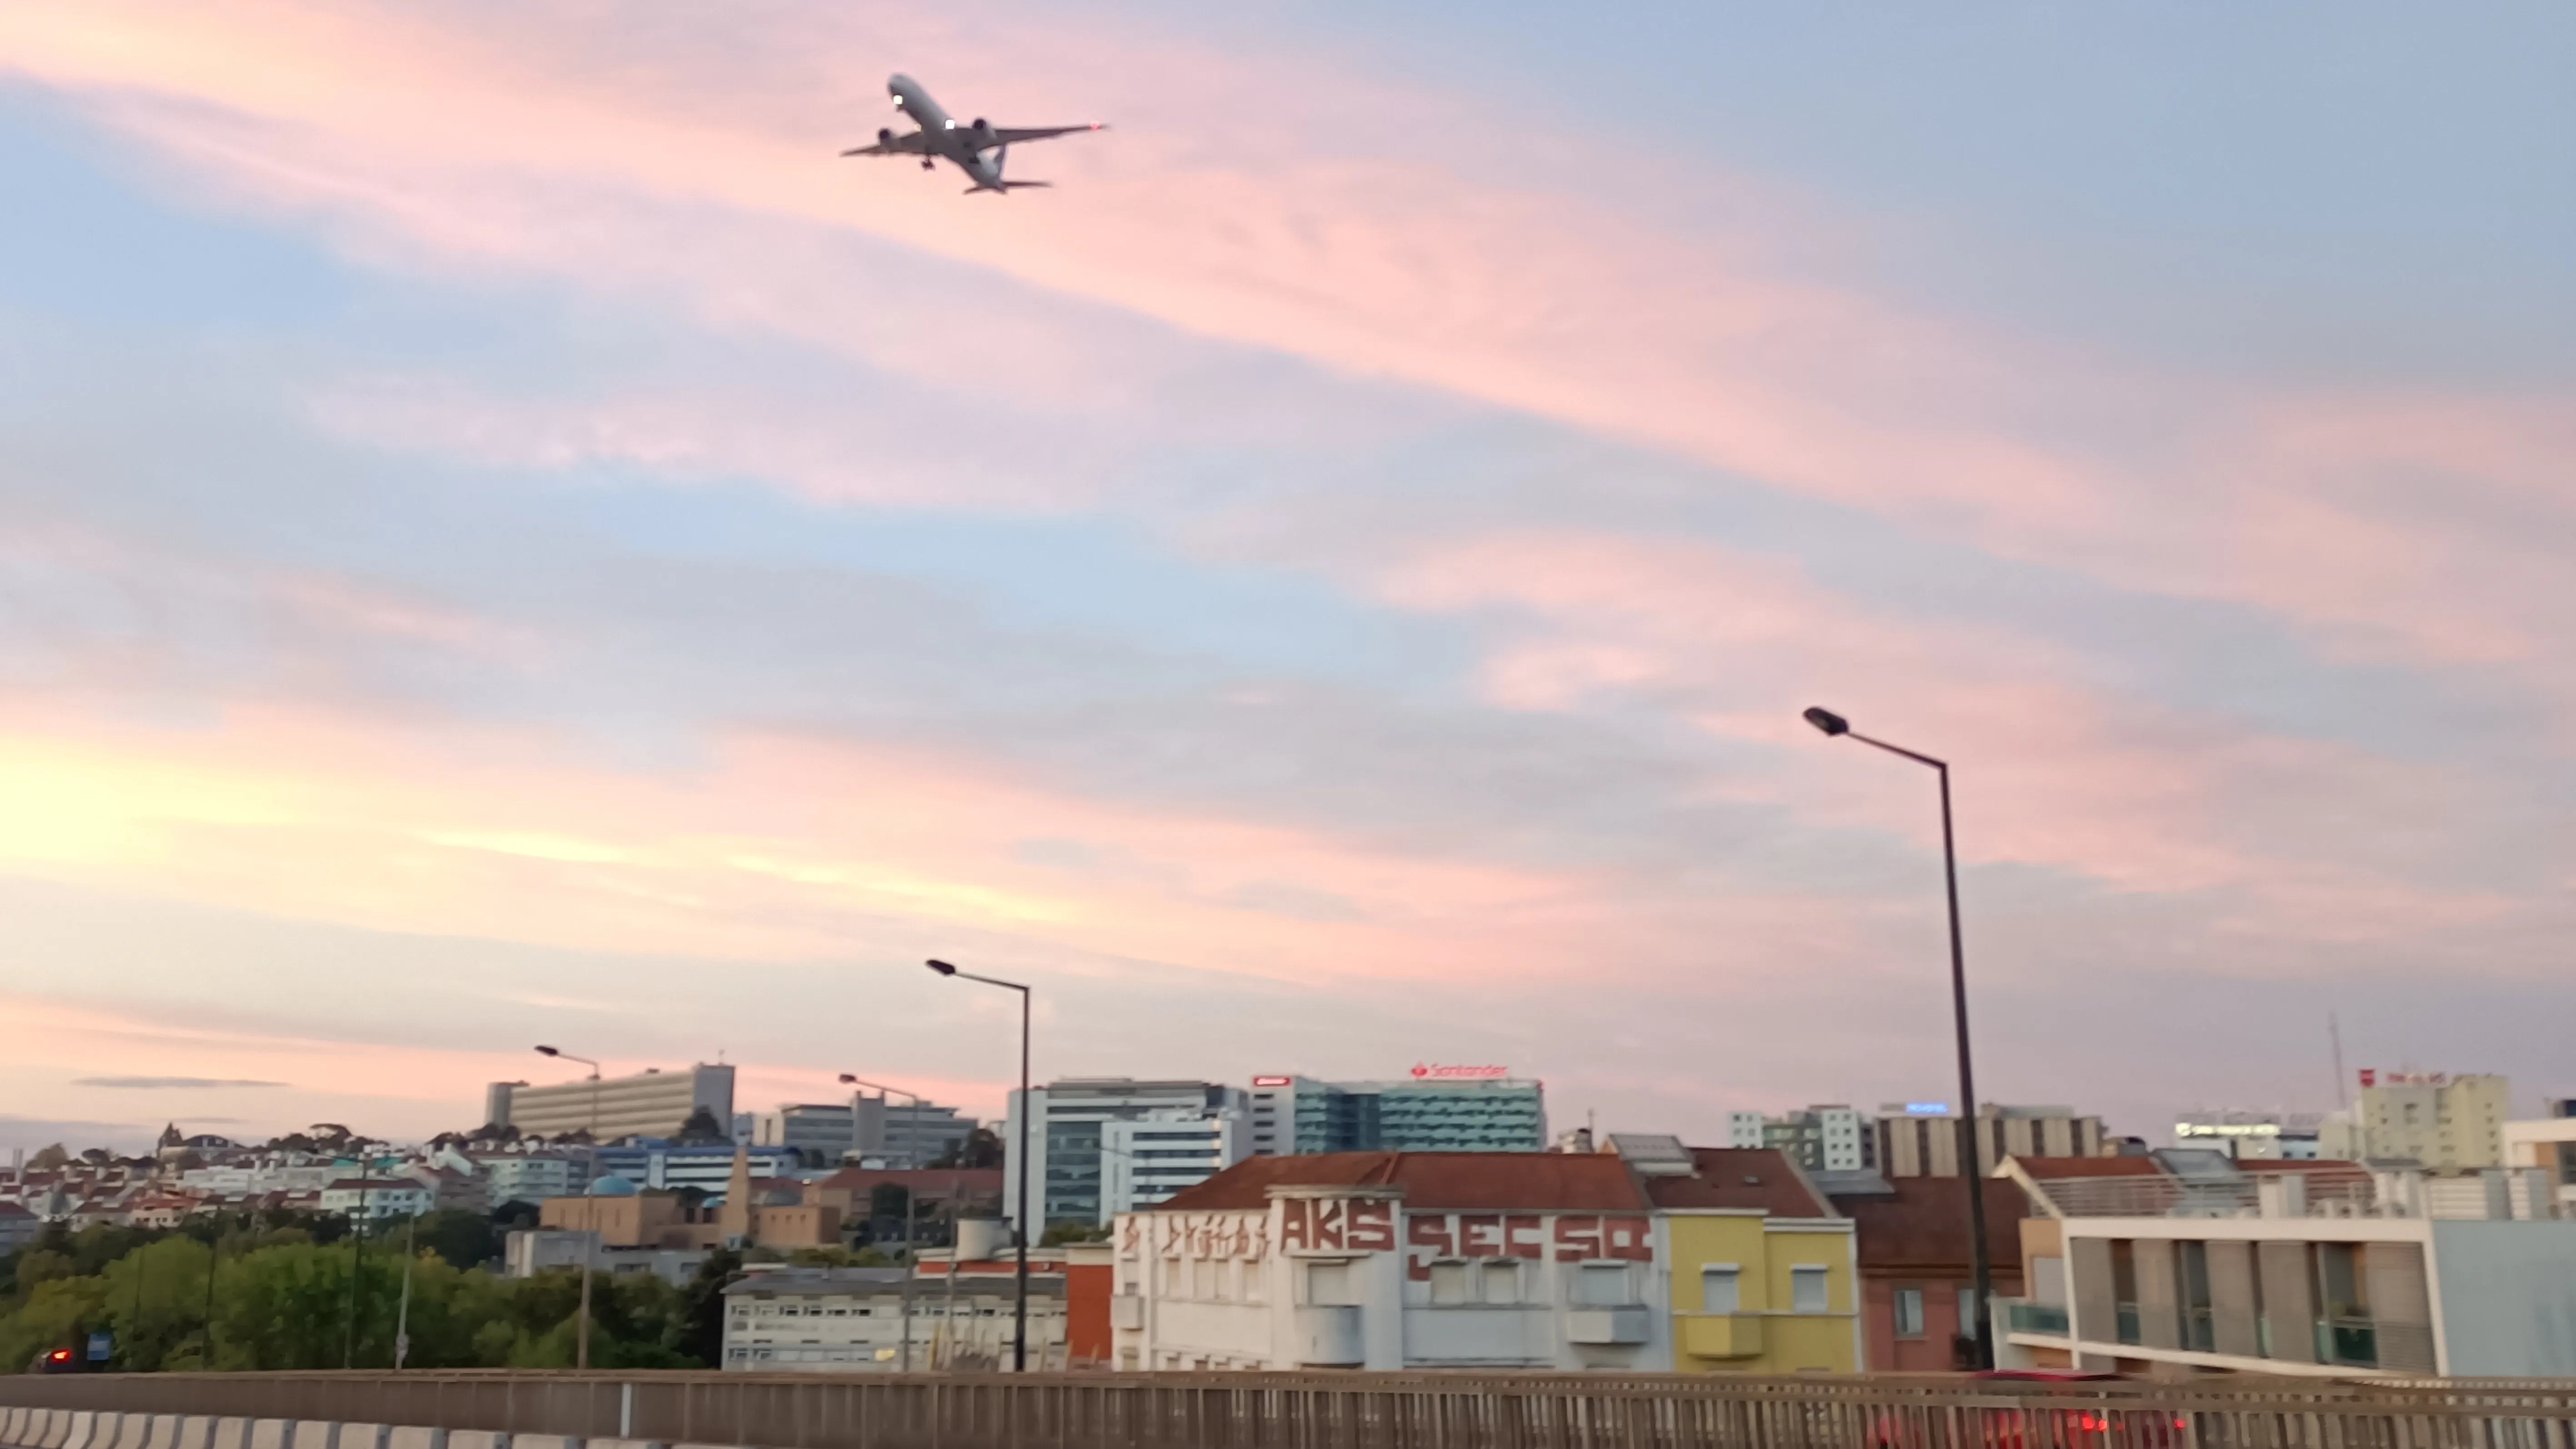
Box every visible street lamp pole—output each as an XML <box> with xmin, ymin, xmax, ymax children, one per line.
<box><xmin>535</xmin><ymin>1045</ymin><xmax>603</xmax><ymax>1370</ymax></box>
<box><xmin>841</xmin><ymin>1072</ymin><xmax>927</xmax><ymax>1372</ymax></box>
<box><xmin>925</xmin><ymin>958</ymin><xmax>1032</xmax><ymax>1372</ymax></box>
<box><xmin>1802</xmin><ymin>705</ymin><xmax>1992</xmax><ymax>1370</ymax></box>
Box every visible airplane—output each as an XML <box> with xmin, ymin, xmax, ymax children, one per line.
<box><xmin>840</xmin><ymin>74</ymin><xmax>1104</xmax><ymax>194</ymax></box>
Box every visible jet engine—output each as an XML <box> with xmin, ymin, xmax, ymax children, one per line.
<box><xmin>970</xmin><ymin>117</ymin><xmax>998</xmax><ymax>148</ymax></box>
<box><xmin>878</xmin><ymin>127</ymin><xmax>894</xmax><ymax>144</ymax></box>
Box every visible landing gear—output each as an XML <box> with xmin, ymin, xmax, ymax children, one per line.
<box><xmin>921</xmin><ymin>158</ymin><xmax>935</xmax><ymax>170</ymax></box>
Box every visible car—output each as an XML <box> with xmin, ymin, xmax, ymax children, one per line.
<box><xmin>1865</xmin><ymin>1373</ymin><xmax>2189</xmax><ymax>1449</ymax></box>
<box><xmin>31</xmin><ymin>1345</ymin><xmax>78</xmax><ymax>1373</ymax></box>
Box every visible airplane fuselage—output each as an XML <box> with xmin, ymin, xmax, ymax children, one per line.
<box><xmin>888</xmin><ymin>74</ymin><xmax>1011</xmax><ymax>190</ymax></box>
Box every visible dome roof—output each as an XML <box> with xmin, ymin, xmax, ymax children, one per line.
<box><xmin>586</xmin><ymin>1173</ymin><xmax>639</xmax><ymax>1196</ymax></box>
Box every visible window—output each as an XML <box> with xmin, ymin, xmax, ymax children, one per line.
<box><xmin>1306</xmin><ymin>1260</ymin><xmax>1356</xmax><ymax>1306</ymax></box>
<box><xmin>1791</xmin><ymin>1265</ymin><xmax>1829</xmax><ymax>1314</ymax></box>
<box><xmin>1699</xmin><ymin>1266</ymin><xmax>1739</xmax><ymax>1315</ymax></box>
<box><xmin>1481</xmin><ymin>1261</ymin><xmax>1523</xmax><ymax>1305</ymax></box>
<box><xmin>1574</xmin><ymin>1264</ymin><xmax>1631</xmax><ymax>1307</ymax></box>
<box><xmin>1429</xmin><ymin>1261</ymin><xmax>1470</xmax><ymax>1305</ymax></box>
<box><xmin>1892</xmin><ymin>1286</ymin><xmax>1925</xmax><ymax>1338</ymax></box>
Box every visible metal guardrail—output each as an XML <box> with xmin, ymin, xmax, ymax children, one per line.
<box><xmin>8</xmin><ymin>1372</ymin><xmax>2576</xmax><ymax>1449</ymax></box>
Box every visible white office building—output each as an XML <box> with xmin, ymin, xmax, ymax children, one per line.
<box><xmin>753</xmin><ymin>1095</ymin><xmax>978</xmax><ymax>1167</ymax></box>
<box><xmin>2320</xmin><ymin>1072</ymin><xmax>2511</xmax><ymax>1172</ymax></box>
<box><xmin>1005</xmin><ymin>1079</ymin><xmax>1251</xmax><ymax>1231</ymax></box>
<box><xmin>1727</xmin><ymin>1105</ymin><xmax>1875</xmax><ymax>1173</ymax></box>
<box><xmin>486</xmin><ymin>1063</ymin><xmax>735</xmax><ymax>1141</ymax></box>
<box><xmin>2174</xmin><ymin>1110</ymin><xmax>2324</xmax><ymax>1160</ymax></box>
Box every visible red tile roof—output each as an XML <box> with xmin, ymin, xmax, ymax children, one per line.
<box><xmin>1641</xmin><ymin>1149</ymin><xmax>1835</xmax><ymax>1217</ymax></box>
<box><xmin>1152</xmin><ymin>1152</ymin><xmax>1648</xmax><ymax>1212</ymax></box>
<box><xmin>1828</xmin><ymin>1176</ymin><xmax>2028</xmax><ymax>1271</ymax></box>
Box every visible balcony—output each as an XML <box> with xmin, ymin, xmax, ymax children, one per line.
<box><xmin>1678</xmin><ymin>1313</ymin><xmax>1763</xmax><ymax>1359</ymax></box>
<box><xmin>2002</xmin><ymin>1300</ymin><xmax>2068</xmax><ymax>1337</ymax></box>
<box><xmin>1295</xmin><ymin>1305</ymin><xmax>1364</xmax><ymax>1367</ymax></box>
<box><xmin>1565</xmin><ymin>1306</ymin><xmax>1652</xmax><ymax>1345</ymax></box>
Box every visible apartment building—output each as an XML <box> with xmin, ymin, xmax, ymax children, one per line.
<box><xmin>2175</xmin><ymin>1110</ymin><xmax>2324</xmax><ymax>1161</ymax></box>
<box><xmin>1724</xmin><ymin>1106</ymin><xmax>1875</xmax><ymax>1173</ymax></box>
<box><xmin>720</xmin><ymin>1252</ymin><xmax>1106</xmax><ymax>1372</ymax></box>
<box><xmin>1607</xmin><ymin>1135</ymin><xmax>1861</xmax><ymax>1375</ymax></box>
<box><xmin>1246</xmin><ymin>1075</ymin><xmax>1547</xmax><ymax>1156</ymax></box>
<box><xmin>2502</xmin><ymin>1107</ymin><xmax>2576</xmax><ymax>1215</ymax></box>
<box><xmin>2320</xmin><ymin>1072</ymin><xmax>2511</xmax><ymax>1172</ymax></box>
<box><xmin>1823</xmin><ymin>1174</ymin><xmax>2030</xmax><ymax>1371</ymax></box>
<box><xmin>1109</xmin><ymin>1151</ymin><xmax>1669</xmax><ymax>1372</ymax></box>
<box><xmin>1997</xmin><ymin>1152</ymin><xmax>2576</xmax><ymax>1376</ymax></box>
<box><xmin>1877</xmin><ymin>1103</ymin><xmax>2107</xmax><ymax>1178</ymax></box>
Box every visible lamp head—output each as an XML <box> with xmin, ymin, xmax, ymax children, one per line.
<box><xmin>534</xmin><ymin>1045</ymin><xmax>560</xmax><ymax>1057</ymax></box>
<box><xmin>925</xmin><ymin>959</ymin><xmax>958</xmax><ymax>977</ymax></box>
<box><xmin>838</xmin><ymin>1073</ymin><xmax>858</xmax><ymax>1084</ymax></box>
<box><xmin>1802</xmin><ymin>706</ymin><xmax>1851</xmax><ymax>737</ymax></box>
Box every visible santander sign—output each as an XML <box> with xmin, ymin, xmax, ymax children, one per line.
<box><xmin>1410</xmin><ymin>1062</ymin><xmax>1508</xmax><ymax>1079</ymax></box>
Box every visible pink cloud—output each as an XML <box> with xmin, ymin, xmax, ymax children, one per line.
<box><xmin>10</xmin><ymin>0</ymin><xmax>2566</xmax><ymax>685</ymax></box>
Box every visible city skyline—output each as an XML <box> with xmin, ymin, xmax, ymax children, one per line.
<box><xmin>3</xmin><ymin>5</ymin><xmax>2572</xmax><ymax>1154</ymax></box>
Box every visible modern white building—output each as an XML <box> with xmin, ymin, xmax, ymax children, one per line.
<box><xmin>1108</xmin><ymin>1151</ymin><xmax>1670</xmax><ymax>1373</ymax></box>
<box><xmin>317</xmin><ymin>1177</ymin><xmax>432</xmax><ymax>1220</ymax></box>
<box><xmin>1004</xmin><ymin>1079</ymin><xmax>1251</xmax><ymax>1231</ymax></box>
<box><xmin>2174</xmin><ymin>1110</ymin><xmax>2324</xmax><ymax>1160</ymax></box>
<box><xmin>720</xmin><ymin>1263</ymin><xmax>1073</xmax><ymax>1372</ymax></box>
<box><xmin>450</xmin><ymin>1149</ymin><xmax>588</xmax><ymax>1207</ymax></box>
<box><xmin>2502</xmin><ymin>1109</ymin><xmax>2576</xmax><ymax>1215</ymax></box>
<box><xmin>485</xmin><ymin>1063</ymin><xmax>735</xmax><ymax>1140</ymax></box>
<box><xmin>2000</xmin><ymin>1158</ymin><xmax>2576</xmax><ymax>1376</ymax></box>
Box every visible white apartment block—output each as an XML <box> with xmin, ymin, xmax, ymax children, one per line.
<box><xmin>720</xmin><ymin>1265</ymin><xmax>1071</xmax><ymax>1372</ymax></box>
<box><xmin>2321</xmin><ymin>1073</ymin><xmax>2511</xmax><ymax>1172</ymax></box>
<box><xmin>1109</xmin><ymin>1153</ymin><xmax>1669</xmax><ymax>1373</ymax></box>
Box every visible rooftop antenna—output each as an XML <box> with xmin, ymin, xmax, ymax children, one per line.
<box><xmin>2328</xmin><ymin>1012</ymin><xmax>2348</xmax><ymax>1113</ymax></box>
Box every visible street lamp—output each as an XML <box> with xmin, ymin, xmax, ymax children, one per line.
<box><xmin>841</xmin><ymin>1072</ymin><xmax>928</xmax><ymax>1372</ymax></box>
<box><xmin>925</xmin><ymin>958</ymin><xmax>1033</xmax><ymax>1372</ymax></box>
<box><xmin>534</xmin><ymin>1044</ymin><xmax>603</xmax><ymax>1370</ymax></box>
<box><xmin>1802</xmin><ymin>705</ymin><xmax>1993</xmax><ymax>1370</ymax></box>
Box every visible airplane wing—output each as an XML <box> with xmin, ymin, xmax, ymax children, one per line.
<box><xmin>992</xmin><ymin>124</ymin><xmax>1105</xmax><ymax>145</ymax></box>
<box><xmin>841</xmin><ymin>130</ymin><xmax>932</xmax><ymax>156</ymax></box>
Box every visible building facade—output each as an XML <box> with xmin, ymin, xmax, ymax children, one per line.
<box><xmin>1006</xmin><ymin>1079</ymin><xmax>1251</xmax><ymax>1230</ymax></box>
<box><xmin>2002</xmin><ymin>1192</ymin><xmax>2576</xmax><ymax>1375</ymax></box>
<box><xmin>2174</xmin><ymin>1110</ymin><xmax>2324</xmax><ymax>1160</ymax></box>
<box><xmin>1823</xmin><ymin>1175</ymin><xmax>2028</xmax><ymax>1371</ymax></box>
<box><xmin>1726</xmin><ymin>1106</ymin><xmax>1874</xmax><ymax>1174</ymax></box>
<box><xmin>486</xmin><ymin>1063</ymin><xmax>736</xmax><ymax>1141</ymax></box>
<box><xmin>1608</xmin><ymin>1137</ymin><xmax>1861</xmax><ymax>1375</ymax></box>
<box><xmin>752</xmin><ymin>1095</ymin><xmax>978</xmax><ymax>1168</ymax></box>
<box><xmin>591</xmin><ymin>1139</ymin><xmax>800</xmax><ymax>1193</ymax></box>
<box><xmin>1246</xmin><ymin>1075</ymin><xmax>1547</xmax><ymax>1156</ymax></box>
<box><xmin>1109</xmin><ymin>1151</ymin><xmax>1670</xmax><ymax>1373</ymax></box>
<box><xmin>2502</xmin><ymin>1115</ymin><xmax>2576</xmax><ymax>1215</ymax></box>
<box><xmin>1877</xmin><ymin>1103</ymin><xmax>2107</xmax><ymax>1178</ymax></box>
<box><xmin>2321</xmin><ymin>1072</ymin><xmax>2511</xmax><ymax>1172</ymax></box>
<box><xmin>720</xmin><ymin>1257</ymin><xmax>1092</xmax><ymax>1372</ymax></box>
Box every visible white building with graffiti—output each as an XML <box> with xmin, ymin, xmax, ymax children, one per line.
<box><xmin>1108</xmin><ymin>1151</ymin><xmax>1672</xmax><ymax>1371</ymax></box>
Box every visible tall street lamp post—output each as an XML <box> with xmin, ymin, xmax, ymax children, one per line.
<box><xmin>840</xmin><ymin>1072</ymin><xmax>928</xmax><ymax>1371</ymax></box>
<box><xmin>534</xmin><ymin>1045</ymin><xmax>603</xmax><ymax>1370</ymax></box>
<box><xmin>925</xmin><ymin>958</ymin><xmax>1032</xmax><ymax>1372</ymax></box>
<box><xmin>1802</xmin><ymin>705</ymin><xmax>1993</xmax><ymax>1370</ymax></box>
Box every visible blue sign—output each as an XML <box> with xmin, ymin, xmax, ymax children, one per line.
<box><xmin>86</xmin><ymin>1330</ymin><xmax>111</xmax><ymax>1362</ymax></box>
<box><xmin>1903</xmin><ymin>1102</ymin><xmax>1951</xmax><ymax>1116</ymax></box>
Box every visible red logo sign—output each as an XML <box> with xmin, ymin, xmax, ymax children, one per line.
<box><xmin>1252</xmin><ymin>1076</ymin><xmax>1293</xmax><ymax>1087</ymax></box>
<box><xmin>1410</xmin><ymin>1063</ymin><xmax>1508</xmax><ymax>1079</ymax></box>
<box><xmin>2359</xmin><ymin>1069</ymin><xmax>2376</xmax><ymax>1087</ymax></box>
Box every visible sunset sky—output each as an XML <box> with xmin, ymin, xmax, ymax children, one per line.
<box><xmin>2</xmin><ymin>3</ymin><xmax>2571</xmax><ymax>1155</ymax></box>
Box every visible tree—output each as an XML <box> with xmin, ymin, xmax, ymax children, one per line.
<box><xmin>673</xmin><ymin>1107</ymin><xmax>729</xmax><ymax>1145</ymax></box>
<box><xmin>411</xmin><ymin>1211</ymin><xmax>501</xmax><ymax>1272</ymax></box>
<box><xmin>27</xmin><ymin>1143</ymin><xmax>69</xmax><ymax>1170</ymax></box>
<box><xmin>1040</xmin><ymin>1221</ymin><xmax>1110</xmax><ymax>1246</ymax></box>
<box><xmin>930</xmin><ymin>1126</ymin><xmax>1003</xmax><ymax>1170</ymax></box>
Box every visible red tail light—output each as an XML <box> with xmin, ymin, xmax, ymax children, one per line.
<box><xmin>47</xmin><ymin>1348</ymin><xmax>71</xmax><ymax>1362</ymax></box>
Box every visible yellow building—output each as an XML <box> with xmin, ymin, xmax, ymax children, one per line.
<box><xmin>1619</xmin><ymin>1140</ymin><xmax>1860</xmax><ymax>1373</ymax></box>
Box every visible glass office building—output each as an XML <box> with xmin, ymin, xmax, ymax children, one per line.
<box><xmin>1248</xmin><ymin>1076</ymin><xmax>1546</xmax><ymax>1155</ymax></box>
